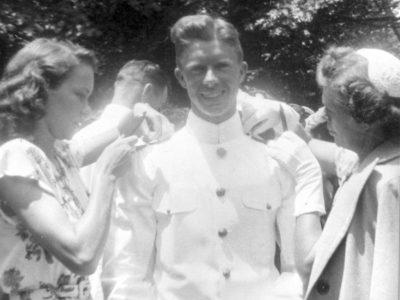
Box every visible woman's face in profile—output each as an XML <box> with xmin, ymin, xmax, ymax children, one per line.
<box><xmin>44</xmin><ymin>63</ymin><xmax>94</xmax><ymax>140</ymax></box>
<box><xmin>322</xmin><ymin>86</ymin><xmax>366</xmax><ymax>152</ymax></box>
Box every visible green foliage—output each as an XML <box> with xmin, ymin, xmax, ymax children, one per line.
<box><xmin>1</xmin><ymin>0</ymin><xmax>400</xmax><ymax>109</ymax></box>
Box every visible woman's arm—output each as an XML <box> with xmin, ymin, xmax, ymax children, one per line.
<box><xmin>307</xmin><ymin>139</ymin><xmax>338</xmax><ymax>177</ymax></box>
<box><xmin>71</xmin><ymin>108</ymin><xmax>144</xmax><ymax>166</ymax></box>
<box><xmin>267</xmin><ymin>131</ymin><xmax>325</xmax><ymax>290</ymax></box>
<box><xmin>71</xmin><ymin>74</ymin><xmax>174</xmax><ymax>167</ymax></box>
<box><xmin>295</xmin><ymin>213</ymin><xmax>322</xmax><ymax>285</ymax></box>
<box><xmin>0</xmin><ymin>136</ymin><xmax>136</xmax><ymax>275</ymax></box>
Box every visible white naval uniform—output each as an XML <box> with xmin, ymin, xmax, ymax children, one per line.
<box><xmin>107</xmin><ymin>111</ymin><xmax>324</xmax><ymax>300</ymax></box>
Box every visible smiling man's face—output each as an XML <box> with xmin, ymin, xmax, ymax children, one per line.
<box><xmin>175</xmin><ymin>40</ymin><xmax>247</xmax><ymax>124</ymax></box>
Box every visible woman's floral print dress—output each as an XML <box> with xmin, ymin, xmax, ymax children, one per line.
<box><xmin>0</xmin><ymin>139</ymin><xmax>92</xmax><ymax>300</ymax></box>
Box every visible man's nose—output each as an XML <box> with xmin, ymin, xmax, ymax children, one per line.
<box><xmin>203</xmin><ymin>68</ymin><xmax>218</xmax><ymax>86</ymax></box>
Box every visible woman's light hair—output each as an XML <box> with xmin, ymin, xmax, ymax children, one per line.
<box><xmin>0</xmin><ymin>38</ymin><xmax>97</xmax><ymax>142</ymax></box>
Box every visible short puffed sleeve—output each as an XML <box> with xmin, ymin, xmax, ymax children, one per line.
<box><xmin>0</xmin><ymin>139</ymin><xmax>55</xmax><ymax>195</ymax></box>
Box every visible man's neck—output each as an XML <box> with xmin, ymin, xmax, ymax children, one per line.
<box><xmin>191</xmin><ymin>108</ymin><xmax>236</xmax><ymax>125</ymax></box>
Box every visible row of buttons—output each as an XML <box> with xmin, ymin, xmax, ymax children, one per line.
<box><xmin>215</xmin><ymin>144</ymin><xmax>230</xmax><ymax>282</ymax></box>
<box><xmin>216</xmin><ymin>146</ymin><xmax>232</xmax><ymax>281</ymax></box>
<box><xmin>216</xmin><ymin>147</ymin><xmax>227</xmax><ymax>199</ymax></box>
<box><xmin>216</xmin><ymin>147</ymin><xmax>227</xmax><ymax>204</ymax></box>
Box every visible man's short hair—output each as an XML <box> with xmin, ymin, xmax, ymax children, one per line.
<box><xmin>170</xmin><ymin>14</ymin><xmax>243</xmax><ymax>65</ymax></box>
<box><xmin>116</xmin><ymin>59</ymin><xmax>169</xmax><ymax>91</ymax></box>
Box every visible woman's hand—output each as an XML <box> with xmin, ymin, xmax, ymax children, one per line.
<box><xmin>0</xmin><ymin>135</ymin><xmax>142</xmax><ymax>275</ymax></box>
<box><xmin>96</xmin><ymin>135</ymin><xmax>138</xmax><ymax>179</ymax></box>
<box><xmin>133</xmin><ymin>103</ymin><xmax>174</xmax><ymax>142</ymax></box>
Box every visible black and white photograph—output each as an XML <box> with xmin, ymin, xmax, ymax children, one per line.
<box><xmin>0</xmin><ymin>1</ymin><xmax>399</xmax><ymax>299</ymax></box>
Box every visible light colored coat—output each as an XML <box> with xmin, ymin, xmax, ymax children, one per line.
<box><xmin>106</xmin><ymin>112</ymin><xmax>325</xmax><ymax>300</ymax></box>
<box><xmin>306</xmin><ymin>139</ymin><xmax>400</xmax><ymax>300</ymax></box>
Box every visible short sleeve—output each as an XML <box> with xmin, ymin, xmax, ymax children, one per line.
<box><xmin>266</xmin><ymin>132</ymin><xmax>326</xmax><ymax>217</ymax></box>
<box><xmin>0</xmin><ymin>139</ymin><xmax>54</xmax><ymax>195</ymax></box>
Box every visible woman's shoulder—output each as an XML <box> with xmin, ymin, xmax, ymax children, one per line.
<box><xmin>0</xmin><ymin>138</ymin><xmax>45</xmax><ymax>157</ymax></box>
<box><xmin>370</xmin><ymin>140</ymin><xmax>400</xmax><ymax>183</ymax></box>
<box><xmin>0</xmin><ymin>138</ymin><xmax>49</xmax><ymax>180</ymax></box>
<box><xmin>374</xmin><ymin>155</ymin><xmax>400</xmax><ymax>182</ymax></box>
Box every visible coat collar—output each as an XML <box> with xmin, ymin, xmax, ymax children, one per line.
<box><xmin>305</xmin><ymin>137</ymin><xmax>400</xmax><ymax>298</ymax></box>
<box><xmin>185</xmin><ymin>110</ymin><xmax>245</xmax><ymax>144</ymax></box>
<box><xmin>373</xmin><ymin>137</ymin><xmax>400</xmax><ymax>164</ymax></box>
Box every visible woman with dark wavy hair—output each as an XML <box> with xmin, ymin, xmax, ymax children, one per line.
<box><xmin>305</xmin><ymin>47</ymin><xmax>400</xmax><ymax>300</ymax></box>
<box><xmin>0</xmin><ymin>38</ymin><xmax>137</xmax><ymax>300</ymax></box>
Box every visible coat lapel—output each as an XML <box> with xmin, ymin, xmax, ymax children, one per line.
<box><xmin>305</xmin><ymin>155</ymin><xmax>378</xmax><ymax>298</ymax></box>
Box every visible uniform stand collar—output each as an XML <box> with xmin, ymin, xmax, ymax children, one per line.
<box><xmin>186</xmin><ymin>110</ymin><xmax>245</xmax><ymax>144</ymax></box>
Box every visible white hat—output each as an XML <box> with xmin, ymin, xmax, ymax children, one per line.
<box><xmin>356</xmin><ymin>48</ymin><xmax>400</xmax><ymax>97</ymax></box>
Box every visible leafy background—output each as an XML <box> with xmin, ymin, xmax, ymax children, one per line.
<box><xmin>1</xmin><ymin>0</ymin><xmax>400</xmax><ymax>111</ymax></box>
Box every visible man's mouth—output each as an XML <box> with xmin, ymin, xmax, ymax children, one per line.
<box><xmin>200</xmin><ymin>90</ymin><xmax>225</xmax><ymax>100</ymax></box>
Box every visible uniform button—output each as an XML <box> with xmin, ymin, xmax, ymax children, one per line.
<box><xmin>216</xmin><ymin>188</ymin><xmax>226</xmax><ymax>197</ymax></box>
<box><xmin>216</xmin><ymin>147</ymin><xmax>227</xmax><ymax>158</ymax></box>
<box><xmin>222</xmin><ymin>269</ymin><xmax>231</xmax><ymax>279</ymax></box>
<box><xmin>266</xmin><ymin>203</ymin><xmax>272</xmax><ymax>210</ymax></box>
<box><xmin>218</xmin><ymin>228</ymin><xmax>228</xmax><ymax>238</ymax></box>
<box><xmin>316</xmin><ymin>279</ymin><xmax>330</xmax><ymax>295</ymax></box>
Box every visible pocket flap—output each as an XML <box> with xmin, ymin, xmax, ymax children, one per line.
<box><xmin>242</xmin><ymin>187</ymin><xmax>281</xmax><ymax>211</ymax></box>
<box><xmin>153</xmin><ymin>187</ymin><xmax>198</xmax><ymax>214</ymax></box>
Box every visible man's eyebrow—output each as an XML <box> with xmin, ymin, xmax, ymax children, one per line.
<box><xmin>186</xmin><ymin>62</ymin><xmax>203</xmax><ymax>68</ymax></box>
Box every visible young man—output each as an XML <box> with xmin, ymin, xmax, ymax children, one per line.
<box><xmin>107</xmin><ymin>14</ymin><xmax>324</xmax><ymax>300</ymax></box>
<box><xmin>71</xmin><ymin>59</ymin><xmax>173</xmax><ymax>299</ymax></box>
<box><xmin>71</xmin><ymin>59</ymin><xmax>172</xmax><ymax>167</ymax></box>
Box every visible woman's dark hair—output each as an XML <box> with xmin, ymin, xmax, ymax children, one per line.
<box><xmin>170</xmin><ymin>14</ymin><xmax>243</xmax><ymax>65</ymax></box>
<box><xmin>317</xmin><ymin>46</ymin><xmax>400</xmax><ymax>138</ymax></box>
<box><xmin>0</xmin><ymin>38</ymin><xmax>97</xmax><ymax>142</ymax></box>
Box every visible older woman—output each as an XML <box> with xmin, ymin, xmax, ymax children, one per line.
<box><xmin>0</xmin><ymin>38</ymin><xmax>139</xmax><ymax>300</ymax></box>
<box><xmin>305</xmin><ymin>47</ymin><xmax>400</xmax><ymax>299</ymax></box>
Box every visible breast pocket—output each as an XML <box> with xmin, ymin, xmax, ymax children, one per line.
<box><xmin>152</xmin><ymin>187</ymin><xmax>203</xmax><ymax>241</ymax></box>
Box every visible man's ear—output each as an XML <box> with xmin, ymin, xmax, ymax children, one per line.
<box><xmin>142</xmin><ymin>83</ymin><xmax>153</xmax><ymax>102</ymax></box>
<box><xmin>174</xmin><ymin>67</ymin><xmax>187</xmax><ymax>89</ymax></box>
<box><xmin>239</xmin><ymin>61</ymin><xmax>248</xmax><ymax>84</ymax></box>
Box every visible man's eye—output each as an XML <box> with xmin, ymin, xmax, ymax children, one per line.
<box><xmin>190</xmin><ymin>66</ymin><xmax>205</xmax><ymax>74</ymax></box>
<box><xmin>216</xmin><ymin>63</ymin><xmax>230</xmax><ymax>69</ymax></box>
